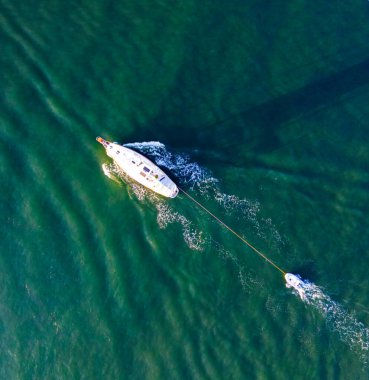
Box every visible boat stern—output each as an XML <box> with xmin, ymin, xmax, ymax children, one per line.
<box><xmin>170</xmin><ymin>186</ymin><xmax>179</xmax><ymax>198</ymax></box>
<box><xmin>285</xmin><ymin>273</ymin><xmax>307</xmax><ymax>300</ymax></box>
<box><xmin>157</xmin><ymin>176</ymin><xmax>179</xmax><ymax>198</ymax></box>
<box><xmin>285</xmin><ymin>273</ymin><xmax>304</xmax><ymax>288</ymax></box>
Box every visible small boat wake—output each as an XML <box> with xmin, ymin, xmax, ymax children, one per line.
<box><xmin>286</xmin><ymin>273</ymin><xmax>369</xmax><ymax>365</ymax></box>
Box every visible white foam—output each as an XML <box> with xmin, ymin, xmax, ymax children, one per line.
<box><xmin>211</xmin><ymin>190</ymin><xmax>283</xmax><ymax>245</ymax></box>
<box><xmin>125</xmin><ymin>141</ymin><xmax>165</xmax><ymax>149</ymax></box>
<box><xmin>102</xmin><ymin>163</ymin><xmax>121</xmax><ymax>184</ymax></box>
<box><xmin>102</xmin><ymin>141</ymin><xmax>282</xmax><ymax>276</ymax></box>
<box><xmin>125</xmin><ymin>141</ymin><xmax>213</xmax><ymax>187</ymax></box>
<box><xmin>290</xmin><ymin>277</ymin><xmax>369</xmax><ymax>364</ymax></box>
<box><xmin>102</xmin><ymin>161</ymin><xmax>150</xmax><ymax>200</ymax></box>
<box><xmin>102</xmin><ymin>159</ymin><xmax>206</xmax><ymax>251</ymax></box>
<box><xmin>126</xmin><ymin>141</ymin><xmax>283</xmax><ymax>247</ymax></box>
<box><xmin>155</xmin><ymin>202</ymin><xmax>206</xmax><ymax>251</ymax></box>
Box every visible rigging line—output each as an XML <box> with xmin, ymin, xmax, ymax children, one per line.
<box><xmin>178</xmin><ymin>186</ymin><xmax>286</xmax><ymax>275</ymax></box>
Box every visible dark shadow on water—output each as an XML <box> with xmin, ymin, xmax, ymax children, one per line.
<box><xmin>143</xmin><ymin>57</ymin><xmax>369</xmax><ymax>156</ymax></box>
<box><xmin>290</xmin><ymin>262</ymin><xmax>320</xmax><ymax>281</ymax></box>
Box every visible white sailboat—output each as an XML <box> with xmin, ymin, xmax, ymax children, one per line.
<box><xmin>96</xmin><ymin>137</ymin><xmax>179</xmax><ymax>198</ymax></box>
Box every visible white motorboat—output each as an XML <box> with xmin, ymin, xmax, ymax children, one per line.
<box><xmin>285</xmin><ymin>273</ymin><xmax>307</xmax><ymax>300</ymax></box>
<box><xmin>96</xmin><ymin>137</ymin><xmax>179</xmax><ymax>198</ymax></box>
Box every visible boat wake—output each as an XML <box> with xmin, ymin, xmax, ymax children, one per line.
<box><xmin>101</xmin><ymin>141</ymin><xmax>369</xmax><ymax>366</ymax></box>
<box><xmin>102</xmin><ymin>163</ymin><xmax>121</xmax><ymax>184</ymax></box>
<box><xmin>102</xmin><ymin>141</ymin><xmax>282</xmax><ymax>289</ymax></box>
<box><xmin>102</xmin><ymin>160</ymin><xmax>206</xmax><ymax>252</ymax></box>
<box><xmin>124</xmin><ymin>141</ymin><xmax>212</xmax><ymax>187</ymax></box>
<box><xmin>288</xmin><ymin>277</ymin><xmax>369</xmax><ymax>364</ymax></box>
<box><xmin>155</xmin><ymin>202</ymin><xmax>205</xmax><ymax>251</ymax></box>
<box><xmin>125</xmin><ymin>141</ymin><xmax>283</xmax><ymax>246</ymax></box>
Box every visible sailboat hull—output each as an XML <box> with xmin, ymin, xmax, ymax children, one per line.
<box><xmin>96</xmin><ymin>137</ymin><xmax>179</xmax><ymax>198</ymax></box>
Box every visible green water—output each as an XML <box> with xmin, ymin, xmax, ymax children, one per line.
<box><xmin>1</xmin><ymin>0</ymin><xmax>369</xmax><ymax>378</ymax></box>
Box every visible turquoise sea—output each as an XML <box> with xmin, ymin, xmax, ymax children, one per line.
<box><xmin>2</xmin><ymin>1</ymin><xmax>369</xmax><ymax>378</ymax></box>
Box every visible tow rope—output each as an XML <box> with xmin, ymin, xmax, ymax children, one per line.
<box><xmin>178</xmin><ymin>187</ymin><xmax>286</xmax><ymax>275</ymax></box>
